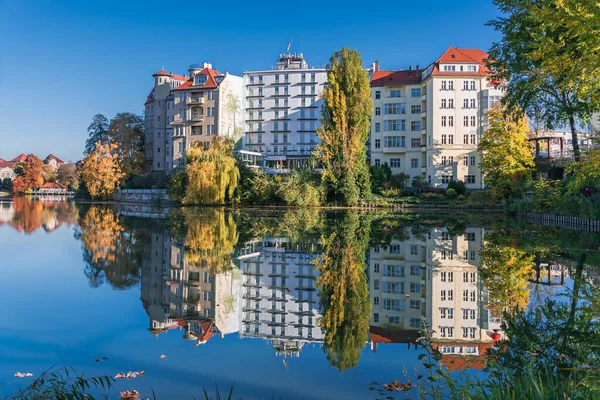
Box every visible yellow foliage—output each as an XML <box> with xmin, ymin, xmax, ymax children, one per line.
<box><xmin>81</xmin><ymin>141</ymin><xmax>125</xmax><ymax>199</ymax></box>
<box><xmin>79</xmin><ymin>206</ymin><xmax>124</xmax><ymax>264</ymax></box>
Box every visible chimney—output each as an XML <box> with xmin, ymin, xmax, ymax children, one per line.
<box><xmin>374</xmin><ymin>60</ymin><xmax>379</xmax><ymax>72</ymax></box>
<box><xmin>409</xmin><ymin>65</ymin><xmax>413</xmax><ymax>71</ymax></box>
<box><xmin>203</xmin><ymin>62</ymin><xmax>212</xmax><ymax>69</ymax></box>
<box><xmin>416</xmin><ymin>64</ymin><xmax>419</xmax><ymax>70</ymax></box>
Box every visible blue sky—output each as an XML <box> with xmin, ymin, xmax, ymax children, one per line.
<box><xmin>0</xmin><ymin>0</ymin><xmax>500</xmax><ymax>162</ymax></box>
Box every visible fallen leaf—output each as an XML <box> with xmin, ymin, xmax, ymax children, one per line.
<box><xmin>160</xmin><ymin>355</ymin><xmax>167</xmax><ymax>359</ymax></box>
<box><xmin>120</xmin><ymin>390</ymin><xmax>141</xmax><ymax>400</ymax></box>
<box><xmin>14</xmin><ymin>372</ymin><xmax>33</xmax><ymax>378</ymax></box>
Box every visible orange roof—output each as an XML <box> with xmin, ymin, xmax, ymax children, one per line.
<box><xmin>0</xmin><ymin>161</ymin><xmax>13</xmax><ymax>168</ymax></box>
<box><xmin>432</xmin><ymin>342</ymin><xmax>494</xmax><ymax>371</ymax></box>
<box><xmin>144</xmin><ymin>89</ymin><xmax>154</xmax><ymax>105</ymax></box>
<box><xmin>430</xmin><ymin>46</ymin><xmax>490</xmax><ymax>76</ymax></box>
<box><xmin>153</xmin><ymin>69</ymin><xmax>171</xmax><ymax>77</ymax></box>
<box><xmin>371</xmin><ymin>69</ymin><xmax>424</xmax><ymax>87</ymax></box>
<box><xmin>152</xmin><ymin>69</ymin><xmax>187</xmax><ymax>80</ymax></box>
<box><xmin>10</xmin><ymin>154</ymin><xmax>27</xmax><ymax>163</ymax></box>
<box><xmin>173</xmin><ymin>67</ymin><xmax>222</xmax><ymax>91</ymax></box>
<box><xmin>40</xmin><ymin>182</ymin><xmax>65</xmax><ymax>189</ymax></box>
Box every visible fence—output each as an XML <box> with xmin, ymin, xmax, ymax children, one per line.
<box><xmin>526</xmin><ymin>212</ymin><xmax>600</xmax><ymax>233</ymax></box>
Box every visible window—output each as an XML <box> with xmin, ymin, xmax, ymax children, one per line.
<box><xmin>448</xmin><ymin>135</ymin><xmax>454</xmax><ymax>144</ymax></box>
<box><xmin>449</xmin><ymin>116</ymin><xmax>454</xmax><ymax>127</ymax></box>
<box><xmin>441</xmin><ymin>290</ymin><xmax>446</xmax><ymax>301</ymax></box>
<box><xmin>384</xmin><ymin>136</ymin><xmax>406</xmax><ymax>147</ymax></box>
<box><xmin>470</xmin><ymin>291</ymin><xmax>476</xmax><ymax>302</ymax></box>
<box><xmin>471</xmin><ymin>116</ymin><xmax>476</xmax><ymax>127</ymax></box>
<box><xmin>388</xmin><ymin>316</ymin><xmax>400</xmax><ymax>324</ymax></box>
<box><xmin>374</xmin><ymin>313</ymin><xmax>379</xmax><ymax>323</ymax></box>
<box><xmin>441</xmin><ymin>156</ymin><xmax>447</xmax><ymax>165</ymax></box>
<box><xmin>390</xmin><ymin>158</ymin><xmax>401</xmax><ymax>168</ymax></box>
<box><xmin>375</xmin><ymin>139</ymin><xmax>381</xmax><ymax>148</ymax></box>
<box><xmin>411</xmin><ymin>121</ymin><xmax>421</xmax><ymax>131</ymax></box>
<box><xmin>375</xmin><ymin>107</ymin><xmax>381</xmax><ymax>115</ymax></box>
<box><xmin>410</xmin><ymin>300</ymin><xmax>421</xmax><ymax>309</ymax></box>
<box><xmin>463</xmin><ymin>290</ymin><xmax>469</xmax><ymax>301</ymax></box>
<box><xmin>463</xmin><ymin>80</ymin><xmax>469</xmax><ymax>90</ymax></box>
<box><xmin>470</xmin><ymin>81</ymin><xmax>476</xmax><ymax>90</ymax></box>
<box><xmin>411</xmin><ymin>138</ymin><xmax>421</xmax><ymax>148</ymax></box>
<box><xmin>441</xmin><ymin>81</ymin><xmax>447</xmax><ymax>90</ymax></box>
<box><xmin>375</xmin><ymin>122</ymin><xmax>381</xmax><ymax>133</ymax></box>
<box><xmin>442</xmin><ymin>134</ymin><xmax>447</xmax><ymax>145</ymax></box>
<box><xmin>443</xmin><ymin>65</ymin><xmax>456</xmax><ymax>72</ymax></box>
<box><xmin>411</xmin><ymin>158</ymin><xmax>419</xmax><ymax>168</ymax></box>
<box><xmin>440</xmin><ymin>308</ymin><xmax>447</xmax><ymax>319</ymax></box>
<box><xmin>465</xmin><ymin>175</ymin><xmax>475</xmax><ymax>184</ymax></box>
<box><xmin>470</xmin><ymin>135</ymin><xmax>476</xmax><ymax>145</ymax></box>
<box><xmin>464</xmin><ymin>116</ymin><xmax>469</xmax><ymax>127</ymax></box>
<box><xmin>390</xmin><ymin>89</ymin><xmax>401</xmax><ymax>98</ymax></box>
<box><xmin>373</xmin><ymin>297</ymin><xmax>380</xmax><ymax>306</ymax></box>
<box><xmin>463</xmin><ymin>272</ymin><xmax>469</xmax><ymax>283</ymax></box>
<box><xmin>383</xmin><ymin>281</ymin><xmax>403</xmax><ymax>294</ymax></box>
<box><xmin>374</xmin><ymin>159</ymin><xmax>381</xmax><ymax>166</ymax></box>
<box><xmin>411</xmin><ymin>88</ymin><xmax>421</xmax><ymax>97</ymax></box>
<box><xmin>441</xmin><ymin>116</ymin><xmax>447</xmax><ymax>127</ymax></box>
<box><xmin>470</xmin><ymin>251</ymin><xmax>476</xmax><ymax>261</ymax></box>
<box><xmin>375</xmin><ymin>90</ymin><xmax>381</xmax><ymax>99</ymax></box>
<box><xmin>449</xmin><ymin>99</ymin><xmax>454</xmax><ymax>108</ymax></box>
<box><xmin>411</xmin><ymin>105</ymin><xmax>421</xmax><ymax>114</ymax></box>
<box><xmin>441</xmin><ymin>99</ymin><xmax>447</xmax><ymax>108</ymax></box>
<box><xmin>384</xmin><ymin>298</ymin><xmax>404</xmax><ymax>311</ymax></box>
<box><xmin>470</xmin><ymin>99</ymin><xmax>476</xmax><ymax>108</ymax></box>
<box><xmin>410</xmin><ymin>244</ymin><xmax>418</xmax><ymax>255</ymax></box>
<box><xmin>373</xmin><ymin>279</ymin><xmax>380</xmax><ymax>290</ymax></box>
<box><xmin>470</xmin><ymin>272</ymin><xmax>477</xmax><ymax>282</ymax></box>
<box><xmin>385</xmin><ymin>103</ymin><xmax>406</xmax><ymax>114</ymax></box>
<box><xmin>411</xmin><ymin>265</ymin><xmax>420</xmax><ymax>276</ymax></box>
<box><xmin>448</xmin><ymin>290</ymin><xmax>453</xmax><ymax>300</ymax></box>
<box><xmin>384</xmin><ymin>264</ymin><xmax>404</xmax><ymax>277</ymax></box>
<box><xmin>470</xmin><ymin>156</ymin><xmax>476</xmax><ymax>166</ymax></box>
<box><xmin>448</xmin><ymin>308</ymin><xmax>454</xmax><ymax>319</ymax></box>
<box><xmin>410</xmin><ymin>318</ymin><xmax>421</xmax><ymax>328</ymax></box>
<box><xmin>410</xmin><ymin>282</ymin><xmax>421</xmax><ymax>293</ymax></box>
<box><xmin>448</xmin><ymin>81</ymin><xmax>454</xmax><ymax>90</ymax></box>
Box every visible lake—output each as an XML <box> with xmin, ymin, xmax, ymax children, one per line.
<box><xmin>0</xmin><ymin>198</ymin><xmax>597</xmax><ymax>399</ymax></box>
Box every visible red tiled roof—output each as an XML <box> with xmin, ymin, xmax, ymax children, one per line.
<box><xmin>430</xmin><ymin>46</ymin><xmax>490</xmax><ymax>76</ymax></box>
<box><xmin>369</xmin><ymin>326</ymin><xmax>420</xmax><ymax>352</ymax></box>
<box><xmin>170</xmin><ymin>121</ymin><xmax>185</xmax><ymax>125</ymax></box>
<box><xmin>0</xmin><ymin>161</ymin><xmax>14</xmax><ymax>168</ymax></box>
<box><xmin>174</xmin><ymin>67</ymin><xmax>223</xmax><ymax>91</ymax></box>
<box><xmin>10</xmin><ymin>154</ymin><xmax>27</xmax><ymax>163</ymax></box>
<box><xmin>144</xmin><ymin>89</ymin><xmax>154</xmax><ymax>105</ymax></box>
<box><xmin>432</xmin><ymin>342</ymin><xmax>494</xmax><ymax>371</ymax></box>
<box><xmin>371</xmin><ymin>69</ymin><xmax>424</xmax><ymax>87</ymax></box>
<box><xmin>45</xmin><ymin>154</ymin><xmax>64</xmax><ymax>164</ymax></box>
<box><xmin>40</xmin><ymin>182</ymin><xmax>65</xmax><ymax>189</ymax></box>
<box><xmin>152</xmin><ymin>69</ymin><xmax>187</xmax><ymax>80</ymax></box>
<box><xmin>153</xmin><ymin>69</ymin><xmax>171</xmax><ymax>77</ymax></box>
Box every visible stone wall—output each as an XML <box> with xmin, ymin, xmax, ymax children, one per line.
<box><xmin>114</xmin><ymin>189</ymin><xmax>172</xmax><ymax>204</ymax></box>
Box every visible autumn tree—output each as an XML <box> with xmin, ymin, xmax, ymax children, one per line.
<box><xmin>182</xmin><ymin>137</ymin><xmax>239</xmax><ymax>205</ymax></box>
<box><xmin>106</xmin><ymin>112</ymin><xmax>145</xmax><ymax>179</ymax></box>
<box><xmin>487</xmin><ymin>0</ymin><xmax>600</xmax><ymax>161</ymax></box>
<box><xmin>316</xmin><ymin>211</ymin><xmax>371</xmax><ymax>372</ymax></box>
<box><xmin>42</xmin><ymin>163</ymin><xmax>57</xmax><ymax>183</ymax></box>
<box><xmin>317</xmin><ymin>47</ymin><xmax>373</xmax><ymax>206</ymax></box>
<box><xmin>57</xmin><ymin>163</ymin><xmax>79</xmax><ymax>189</ymax></box>
<box><xmin>81</xmin><ymin>141</ymin><xmax>125</xmax><ymax>199</ymax></box>
<box><xmin>479</xmin><ymin>105</ymin><xmax>534</xmax><ymax>200</ymax></box>
<box><xmin>12</xmin><ymin>154</ymin><xmax>44</xmax><ymax>194</ymax></box>
<box><xmin>84</xmin><ymin>114</ymin><xmax>109</xmax><ymax>156</ymax></box>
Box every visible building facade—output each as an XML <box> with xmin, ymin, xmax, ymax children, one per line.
<box><xmin>144</xmin><ymin>63</ymin><xmax>243</xmax><ymax>172</ymax></box>
<box><xmin>370</xmin><ymin>47</ymin><xmax>503</xmax><ymax>189</ymax></box>
<box><xmin>242</xmin><ymin>53</ymin><xmax>327</xmax><ymax>168</ymax></box>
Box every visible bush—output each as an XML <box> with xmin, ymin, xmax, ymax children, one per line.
<box><xmin>370</xmin><ymin>164</ymin><xmax>392</xmax><ymax>194</ymax></box>
<box><xmin>457</xmin><ymin>194</ymin><xmax>466</xmax><ymax>201</ymax></box>
<box><xmin>125</xmin><ymin>172</ymin><xmax>169</xmax><ymax>189</ymax></box>
<box><xmin>277</xmin><ymin>170</ymin><xmax>324</xmax><ymax>206</ymax></box>
<box><xmin>446</xmin><ymin>188</ymin><xmax>457</xmax><ymax>198</ymax></box>
<box><xmin>390</xmin><ymin>173</ymin><xmax>410</xmax><ymax>190</ymax></box>
<box><xmin>421</xmin><ymin>192</ymin><xmax>444</xmax><ymax>200</ymax></box>
<box><xmin>466</xmin><ymin>190</ymin><xmax>497</xmax><ymax>206</ymax></box>
<box><xmin>411</xmin><ymin>175</ymin><xmax>430</xmax><ymax>193</ymax></box>
<box><xmin>380</xmin><ymin>188</ymin><xmax>401</xmax><ymax>198</ymax></box>
<box><xmin>166</xmin><ymin>168</ymin><xmax>188</xmax><ymax>202</ymax></box>
<box><xmin>447</xmin><ymin>179</ymin><xmax>466</xmax><ymax>195</ymax></box>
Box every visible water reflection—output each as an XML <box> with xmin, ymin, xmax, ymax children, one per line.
<box><xmin>5</xmin><ymin>198</ymin><xmax>600</xmax><ymax>398</ymax></box>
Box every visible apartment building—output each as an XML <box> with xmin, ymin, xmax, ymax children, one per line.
<box><xmin>367</xmin><ymin>226</ymin><xmax>503</xmax><ymax>365</ymax></box>
<box><xmin>144</xmin><ymin>63</ymin><xmax>243</xmax><ymax>172</ymax></box>
<box><xmin>237</xmin><ymin>238</ymin><xmax>324</xmax><ymax>357</ymax></box>
<box><xmin>242</xmin><ymin>53</ymin><xmax>327</xmax><ymax>168</ymax></box>
<box><xmin>370</xmin><ymin>47</ymin><xmax>503</xmax><ymax>189</ymax></box>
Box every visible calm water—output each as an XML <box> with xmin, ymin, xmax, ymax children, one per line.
<box><xmin>0</xmin><ymin>198</ymin><xmax>597</xmax><ymax>399</ymax></box>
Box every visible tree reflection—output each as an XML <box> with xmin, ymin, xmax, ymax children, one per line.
<box><xmin>316</xmin><ymin>211</ymin><xmax>371</xmax><ymax>372</ymax></box>
<box><xmin>169</xmin><ymin>208</ymin><xmax>238</xmax><ymax>273</ymax></box>
<box><xmin>75</xmin><ymin>206</ymin><xmax>142</xmax><ymax>289</ymax></box>
<box><xmin>7</xmin><ymin>197</ymin><xmax>79</xmax><ymax>234</ymax></box>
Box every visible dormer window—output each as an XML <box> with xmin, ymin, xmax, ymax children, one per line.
<box><xmin>194</xmin><ymin>74</ymin><xmax>207</xmax><ymax>86</ymax></box>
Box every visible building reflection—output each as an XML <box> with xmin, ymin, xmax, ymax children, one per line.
<box><xmin>0</xmin><ymin>197</ymin><xmax>78</xmax><ymax>234</ymax></box>
<box><xmin>368</xmin><ymin>226</ymin><xmax>503</xmax><ymax>371</ymax></box>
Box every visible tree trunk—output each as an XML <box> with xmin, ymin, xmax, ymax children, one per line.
<box><xmin>569</xmin><ymin>115</ymin><xmax>580</xmax><ymax>162</ymax></box>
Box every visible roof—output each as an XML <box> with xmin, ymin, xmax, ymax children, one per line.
<box><xmin>10</xmin><ymin>154</ymin><xmax>27</xmax><ymax>163</ymax></box>
<box><xmin>430</xmin><ymin>46</ymin><xmax>490</xmax><ymax>76</ymax></box>
<box><xmin>45</xmin><ymin>154</ymin><xmax>64</xmax><ymax>164</ymax></box>
<box><xmin>432</xmin><ymin>342</ymin><xmax>495</xmax><ymax>371</ymax></box>
<box><xmin>192</xmin><ymin>320</ymin><xmax>217</xmax><ymax>344</ymax></box>
<box><xmin>174</xmin><ymin>67</ymin><xmax>223</xmax><ymax>91</ymax></box>
<box><xmin>40</xmin><ymin>182</ymin><xmax>65</xmax><ymax>189</ymax></box>
<box><xmin>0</xmin><ymin>161</ymin><xmax>14</xmax><ymax>169</ymax></box>
<box><xmin>144</xmin><ymin>89</ymin><xmax>154</xmax><ymax>105</ymax></box>
<box><xmin>371</xmin><ymin>69</ymin><xmax>424</xmax><ymax>87</ymax></box>
<box><xmin>152</xmin><ymin>69</ymin><xmax>187</xmax><ymax>80</ymax></box>
<box><xmin>369</xmin><ymin>326</ymin><xmax>420</xmax><ymax>352</ymax></box>
<box><xmin>153</xmin><ymin>69</ymin><xmax>171</xmax><ymax>77</ymax></box>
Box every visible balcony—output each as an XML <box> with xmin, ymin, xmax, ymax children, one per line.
<box><xmin>421</xmin><ymin>128</ymin><xmax>427</xmax><ymax>135</ymax></box>
<box><xmin>421</xmin><ymin>93</ymin><xmax>427</xmax><ymax>101</ymax></box>
<box><xmin>189</xmin><ymin>114</ymin><xmax>203</xmax><ymax>122</ymax></box>
<box><xmin>272</xmin><ymin>93</ymin><xmax>290</xmax><ymax>97</ymax></box>
<box><xmin>421</xmin><ymin>111</ymin><xmax>427</xmax><ymax>118</ymax></box>
<box><xmin>246</xmin><ymin>81</ymin><xmax>264</xmax><ymax>86</ymax></box>
<box><xmin>247</xmin><ymin>104</ymin><xmax>264</xmax><ymax>110</ymax></box>
<box><xmin>272</xmin><ymin>80</ymin><xmax>290</xmax><ymax>85</ymax></box>
<box><xmin>247</xmin><ymin>94</ymin><xmax>265</xmax><ymax>98</ymax></box>
<box><xmin>297</xmin><ymin>80</ymin><xmax>317</xmax><ymax>85</ymax></box>
<box><xmin>186</xmin><ymin>97</ymin><xmax>204</xmax><ymax>105</ymax></box>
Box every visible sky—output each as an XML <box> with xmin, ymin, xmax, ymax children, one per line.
<box><xmin>0</xmin><ymin>0</ymin><xmax>501</xmax><ymax>162</ymax></box>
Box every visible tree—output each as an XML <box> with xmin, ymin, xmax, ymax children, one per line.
<box><xmin>225</xmin><ymin>94</ymin><xmax>242</xmax><ymax>139</ymax></box>
<box><xmin>57</xmin><ymin>163</ymin><xmax>79</xmax><ymax>189</ymax></box>
<box><xmin>479</xmin><ymin>104</ymin><xmax>534</xmax><ymax>200</ymax></box>
<box><xmin>183</xmin><ymin>137</ymin><xmax>239</xmax><ymax>205</ymax></box>
<box><xmin>0</xmin><ymin>178</ymin><xmax>11</xmax><ymax>191</ymax></box>
<box><xmin>81</xmin><ymin>141</ymin><xmax>125</xmax><ymax>199</ymax></box>
<box><xmin>42</xmin><ymin>163</ymin><xmax>57</xmax><ymax>183</ymax></box>
<box><xmin>12</xmin><ymin>154</ymin><xmax>44</xmax><ymax>194</ymax></box>
<box><xmin>487</xmin><ymin>0</ymin><xmax>600</xmax><ymax>161</ymax></box>
<box><xmin>106</xmin><ymin>113</ymin><xmax>145</xmax><ymax>179</ymax></box>
<box><xmin>84</xmin><ymin>114</ymin><xmax>109</xmax><ymax>156</ymax></box>
<box><xmin>317</xmin><ymin>47</ymin><xmax>373</xmax><ymax>205</ymax></box>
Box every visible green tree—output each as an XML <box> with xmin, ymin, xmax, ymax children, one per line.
<box><xmin>57</xmin><ymin>163</ymin><xmax>79</xmax><ymax>189</ymax></box>
<box><xmin>487</xmin><ymin>0</ymin><xmax>600</xmax><ymax>161</ymax></box>
<box><xmin>106</xmin><ymin>112</ymin><xmax>145</xmax><ymax>179</ymax></box>
<box><xmin>479</xmin><ymin>105</ymin><xmax>534</xmax><ymax>200</ymax></box>
<box><xmin>225</xmin><ymin>94</ymin><xmax>242</xmax><ymax>139</ymax></box>
<box><xmin>84</xmin><ymin>114</ymin><xmax>109</xmax><ymax>156</ymax></box>
<box><xmin>370</xmin><ymin>163</ymin><xmax>392</xmax><ymax>194</ymax></box>
<box><xmin>316</xmin><ymin>211</ymin><xmax>371</xmax><ymax>371</ymax></box>
<box><xmin>317</xmin><ymin>47</ymin><xmax>373</xmax><ymax>205</ymax></box>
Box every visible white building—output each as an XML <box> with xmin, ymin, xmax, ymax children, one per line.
<box><xmin>242</xmin><ymin>53</ymin><xmax>327</xmax><ymax>168</ymax></box>
<box><xmin>370</xmin><ymin>47</ymin><xmax>504</xmax><ymax>189</ymax></box>
<box><xmin>144</xmin><ymin>63</ymin><xmax>243</xmax><ymax>172</ymax></box>
<box><xmin>237</xmin><ymin>238</ymin><xmax>324</xmax><ymax>357</ymax></box>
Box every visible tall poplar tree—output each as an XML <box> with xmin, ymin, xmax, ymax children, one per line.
<box><xmin>317</xmin><ymin>47</ymin><xmax>373</xmax><ymax>206</ymax></box>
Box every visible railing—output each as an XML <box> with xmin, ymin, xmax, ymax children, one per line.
<box><xmin>186</xmin><ymin>97</ymin><xmax>204</xmax><ymax>104</ymax></box>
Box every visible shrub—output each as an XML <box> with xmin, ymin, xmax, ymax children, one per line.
<box><xmin>277</xmin><ymin>170</ymin><xmax>324</xmax><ymax>206</ymax></box>
<box><xmin>390</xmin><ymin>173</ymin><xmax>410</xmax><ymax>190</ymax></box>
<box><xmin>457</xmin><ymin>194</ymin><xmax>466</xmax><ymax>201</ymax></box>
<box><xmin>125</xmin><ymin>171</ymin><xmax>169</xmax><ymax>189</ymax></box>
<box><xmin>411</xmin><ymin>175</ymin><xmax>430</xmax><ymax>193</ymax></box>
<box><xmin>446</xmin><ymin>188</ymin><xmax>457</xmax><ymax>198</ymax></box>
<box><xmin>421</xmin><ymin>192</ymin><xmax>444</xmax><ymax>200</ymax></box>
<box><xmin>380</xmin><ymin>188</ymin><xmax>401</xmax><ymax>198</ymax></box>
<box><xmin>166</xmin><ymin>168</ymin><xmax>188</xmax><ymax>202</ymax></box>
<box><xmin>370</xmin><ymin>164</ymin><xmax>392</xmax><ymax>194</ymax></box>
<box><xmin>447</xmin><ymin>179</ymin><xmax>466</xmax><ymax>195</ymax></box>
<box><xmin>466</xmin><ymin>190</ymin><xmax>497</xmax><ymax>206</ymax></box>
